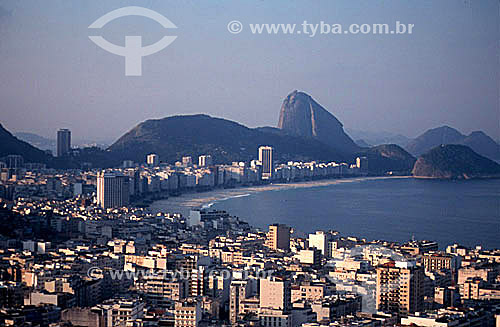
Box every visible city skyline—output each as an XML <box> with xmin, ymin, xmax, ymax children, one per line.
<box><xmin>0</xmin><ymin>2</ymin><xmax>499</xmax><ymax>326</ymax></box>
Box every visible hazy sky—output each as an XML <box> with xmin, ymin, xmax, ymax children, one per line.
<box><xmin>0</xmin><ymin>0</ymin><xmax>498</xmax><ymax>143</ymax></box>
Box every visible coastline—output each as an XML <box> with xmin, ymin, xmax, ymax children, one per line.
<box><xmin>413</xmin><ymin>175</ymin><xmax>500</xmax><ymax>180</ymax></box>
<box><xmin>148</xmin><ymin>175</ymin><xmax>412</xmax><ymax>215</ymax></box>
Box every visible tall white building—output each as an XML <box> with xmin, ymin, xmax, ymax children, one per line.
<box><xmin>97</xmin><ymin>172</ymin><xmax>130</xmax><ymax>208</ymax></box>
<box><xmin>356</xmin><ymin>156</ymin><xmax>368</xmax><ymax>172</ymax></box>
<box><xmin>198</xmin><ymin>155</ymin><xmax>213</xmax><ymax>167</ymax></box>
<box><xmin>258</xmin><ymin>146</ymin><xmax>273</xmax><ymax>180</ymax></box>
<box><xmin>147</xmin><ymin>153</ymin><xmax>159</xmax><ymax>166</ymax></box>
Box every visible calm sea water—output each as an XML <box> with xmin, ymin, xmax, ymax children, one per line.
<box><xmin>211</xmin><ymin>178</ymin><xmax>500</xmax><ymax>249</ymax></box>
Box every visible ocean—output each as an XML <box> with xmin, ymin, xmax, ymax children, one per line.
<box><xmin>209</xmin><ymin>177</ymin><xmax>500</xmax><ymax>249</ymax></box>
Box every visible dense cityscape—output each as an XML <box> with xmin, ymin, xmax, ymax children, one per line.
<box><xmin>1</xmin><ymin>1</ymin><xmax>499</xmax><ymax>326</ymax></box>
<box><xmin>0</xmin><ymin>129</ymin><xmax>498</xmax><ymax>327</ymax></box>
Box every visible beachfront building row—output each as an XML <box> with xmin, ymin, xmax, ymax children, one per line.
<box><xmin>0</xmin><ymin>144</ymin><xmax>368</xmax><ymax>205</ymax></box>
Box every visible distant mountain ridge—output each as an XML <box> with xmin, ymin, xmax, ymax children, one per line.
<box><xmin>0</xmin><ymin>124</ymin><xmax>50</xmax><ymax>163</ymax></box>
<box><xmin>0</xmin><ymin>90</ymin><xmax>419</xmax><ymax>173</ymax></box>
<box><xmin>412</xmin><ymin>144</ymin><xmax>500</xmax><ymax>179</ymax></box>
<box><xmin>354</xmin><ymin>139</ymin><xmax>372</xmax><ymax>148</ymax></box>
<box><xmin>108</xmin><ymin>90</ymin><xmax>415</xmax><ymax>174</ymax></box>
<box><xmin>108</xmin><ymin>114</ymin><xmax>345</xmax><ymax>164</ymax></box>
<box><xmin>406</xmin><ymin>126</ymin><xmax>500</xmax><ymax>160</ymax></box>
<box><xmin>15</xmin><ymin>132</ymin><xmax>111</xmax><ymax>151</ymax></box>
<box><xmin>108</xmin><ymin>113</ymin><xmax>415</xmax><ymax>174</ymax></box>
<box><xmin>347</xmin><ymin>129</ymin><xmax>412</xmax><ymax>148</ymax></box>
<box><xmin>14</xmin><ymin>132</ymin><xmax>56</xmax><ymax>152</ymax></box>
<box><xmin>6</xmin><ymin>91</ymin><xmax>495</xmax><ymax>176</ymax></box>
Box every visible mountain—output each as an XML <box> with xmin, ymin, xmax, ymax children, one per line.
<box><xmin>460</xmin><ymin>131</ymin><xmax>500</xmax><ymax>160</ymax></box>
<box><xmin>406</xmin><ymin>126</ymin><xmax>500</xmax><ymax>160</ymax></box>
<box><xmin>108</xmin><ymin>113</ymin><xmax>416</xmax><ymax>174</ymax></box>
<box><xmin>356</xmin><ymin>144</ymin><xmax>416</xmax><ymax>174</ymax></box>
<box><xmin>406</xmin><ymin>126</ymin><xmax>465</xmax><ymax>156</ymax></box>
<box><xmin>412</xmin><ymin>144</ymin><xmax>500</xmax><ymax>179</ymax></box>
<box><xmin>347</xmin><ymin>128</ymin><xmax>412</xmax><ymax>148</ymax></box>
<box><xmin>355</xmin><ymin>139</ymin><xmax>372</xmax><ymax>148</ymax></box>
<box><xmin>108</xmin><ymin>114</ymin><xmax>345</xmax><ymax>164</ymax></box>
<box><xmin>0</xmin><ymin>124</ymin><xmax>51</xmax><ymax>163</ymax></box>
<box><xmin>253</xmin><ymin>126</ymin><xmax>285</xmax><ymax>135</ymax></box>
<box><xmin>108</xmin><ymin>90</ymin><xmax>417</xmax><ymax>173</ymax></box>
<box><xmin>14</xmin><ymin>132</ymin><xmax>56</xmax><ymax>152</ymax></box>
<box><xmin>15</xmin><ymin>132</ymin><xmax>111</xmax><ymax>152</ymax></box>
<box><xmin>277</xmin><ymin>90</ymin><xmax>359</xmax><ymax>154</ymax></box>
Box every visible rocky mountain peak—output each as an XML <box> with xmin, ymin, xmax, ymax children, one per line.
<box><xmin>277</xmin><ymin>90</ymin><xmax>358</xmax><ymax>154</ymax></box>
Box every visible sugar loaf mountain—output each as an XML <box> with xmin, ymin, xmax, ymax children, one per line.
<box><xmin>272</xmin><ymin>90</ymin><xmax>416</xmax><ymax>174</ymax></box>
<box><xmin>276</xmin><ymin>90</ymin><xmax>360</xmax><ymax>154</ymax></box>
<box><xmin>3</xmin><ymin>90</ymin><xmax>499</xmax><ymax>179</ymax></box>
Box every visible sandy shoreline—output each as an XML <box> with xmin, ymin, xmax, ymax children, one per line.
<box><xmin>148</xmin><ymin>175</ymin><xmax>411</xmax><ymax>215</ymax></box>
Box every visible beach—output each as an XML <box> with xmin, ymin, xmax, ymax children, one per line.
<box><xmin>148</xmin><ymin>176</ymin><xmax>411</xmax><ymax>215</ymax></box>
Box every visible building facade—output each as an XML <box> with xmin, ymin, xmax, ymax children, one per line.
<box><xmin>147</xmin><ymin>154</ymin><xmax>159</xmax><ymax>166</ymax></box>
<box><xmin>376</xmin><ymin>261</ymin><xmax>424</xmax><ymax>316</ymax></box>
<box><xmin>258</xmin><ymin>146</ymin><xmax>273</xmax><ymax>180</ymax></box>
<box><xmin>57</xmin><ymin>129</ymin><xmax>71</xmax><ymax>157</ymax></box>
<box><xmin>97</xmin><ymin>172</ymin><xmax>130</xmax><ymax>208</ymax></box>
<box><xmin>266</xmin><ymin>224</ymin><xmax>291</xmax><ymax>251</ymax></box>
<box><xmin>198</xmin><ymin>155</ymin><xmax>213</xmax><ymax>167</ymax></box>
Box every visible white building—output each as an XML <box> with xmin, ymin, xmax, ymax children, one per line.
<box><xmin>294</xmin><ymin>249</ymin><xmax>321</xmax><ymax>265</ymax></box>
<box><xmin>147</xmin><ymin>154</ymin><xmax>159</xmax><ymax>166</ymax></box>
<box><xmin>198</xmin><ymin>155</ymin><xmax>213</xmax><ymax>167</ymax></box>
<box><xmin>308</xmin><ymin>231</ymin><xmax>335</xmax><ymax>256</ymax></box>
<box><xmin>96</xmin><ymin>172</ymin><xmax>130</xmax><ymax>208</ymax></box>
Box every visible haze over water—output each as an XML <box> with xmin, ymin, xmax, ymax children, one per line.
<box><xmin>210</xmin><ymin>178</ymin><xmax>500</xmax><ymax>249</ymax></box>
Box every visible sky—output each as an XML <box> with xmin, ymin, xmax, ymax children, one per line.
<box><xmin>0</xmin><ymin>0</ymin><xmax>498</xmax><ymax>143</ymax></box>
